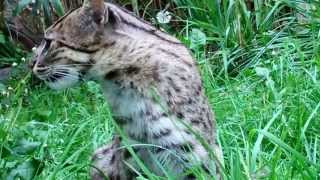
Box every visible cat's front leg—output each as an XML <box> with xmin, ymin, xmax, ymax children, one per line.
<box><xmin>90</xmin><ymin>136</ymin><xmax>128</xmax><ymax>180</ymax></box>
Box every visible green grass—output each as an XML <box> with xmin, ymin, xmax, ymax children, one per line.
<box><xmin>1</xmin><ymin>0</ymin><xmax>320</xmax><ymax>179</ymax></box>
<box><xmin>1</xmin><ymin>47</ymin><xmax>319</xmax><ymax>179</ymax></box>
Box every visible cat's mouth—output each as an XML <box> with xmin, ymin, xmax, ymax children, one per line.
<box><xmin>46</xmin><ymin>70</ymin><xmax>68</xmax><ymax>82</ymax></box>
<box><xmin>34</xmin><ymin>67</ymin><xmax>80</xmax><ymax>90</ymax></box>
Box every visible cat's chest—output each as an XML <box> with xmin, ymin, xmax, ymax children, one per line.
<box><xmin>102</xmin><ymin>81</ymin><xmax>146</xmax><ymax>117</ymax></box>
<box><xmin>102</xmin><ymin>81</ymin><xmax>151</xmax><ymax>139</ymax></box>
<box><xmin>102</xmin><ymin>81</ymin><xmax>192</xmax><ymax>146</ymax></box>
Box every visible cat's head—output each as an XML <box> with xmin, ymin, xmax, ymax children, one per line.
<box><xmin>32</xmin><ymin>0</ymin><xmax>119</xmax><ymax>90</ymax></box>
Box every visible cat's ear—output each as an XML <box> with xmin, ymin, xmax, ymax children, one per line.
<box><xmin>83</xmin><ymin>0</ymin><xmax>108</xmax><ymax>24</ymax></box>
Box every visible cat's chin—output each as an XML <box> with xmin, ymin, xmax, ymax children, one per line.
<box><xmin>46</xmin><ymin>77</ymin><xmax>79</xmax><ymax>90</ymax></box>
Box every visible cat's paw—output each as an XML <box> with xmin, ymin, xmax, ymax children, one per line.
<box><xmin>90</xmin><ymin>136</ymin><xmax>121</xmax><ymax>180</ymax></box>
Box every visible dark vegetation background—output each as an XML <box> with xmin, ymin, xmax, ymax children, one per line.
<box><xmin>0</xmin><ymin>0</ymin><xmax>320</xmax><ymax>179</ymax></box>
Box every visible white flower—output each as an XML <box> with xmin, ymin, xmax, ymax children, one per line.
<box><xmin>1</xmin><ymin>90</ymin><xmax>6</xmax><ymax>95</ymax></box>
<box><xmin>21</xmin><ymin>57</ymin><xmax>26</xmax><ymax>62</ymax></box>
<box><xmin>156</xmin><ymin>10</ymin><xmax>172</xmax><ymax>24</ymax></box>
<box><xmin>12</xmin><ymin>62</ymin><xmax>18</xmax><ymax>67</ymax></box>
<box><xmin>255</xmin><ymin>67</ymin><xmax>270</xmax><ymax>78</ymax></box>
<box><xmin>32</xmin><ymin>47</ymin><xmax>37</xmax><ymax>52</ymax></box>
<box><xmin>8</xmin><ymin>87</ymin><xmax>13</xmax><ymax>91</ymax></box>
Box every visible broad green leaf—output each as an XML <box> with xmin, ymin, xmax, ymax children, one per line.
<box><xmin>6</xmin><ymin>161</ymin><xmax>36</xmax><ymax>180</ymax></box>
<box><xmin>13</xmin><ymin>139</ymin><xmax>41</xmax><ymax>155</ymax></box>
<box><xmin>190</xmin><ymin>28</ymin><xmax>207</xmax><ymax>49</ymax></box>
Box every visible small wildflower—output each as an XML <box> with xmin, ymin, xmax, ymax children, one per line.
<box><xmin>32</xmin><ymin>47</ymin><xmax>37</xmax><ymax>52</ymax></box>
<box><xmin>12</xmin><ymin>62</ymin><xmax>18</xmax><ymax>67</ymax></box>
<box><xmin>21</xmin><ymin>57</ymin><xmax>26</xmax><ymax>62</ymax></box>
<box><xmin>7</xmin><ymin>87</ymin><xmax>13</xmax><ymax>91</ymax></box>
<box><xmin>255</xmin><ymin>67</ymin><xmax>270</xmax><ymax>78</ymax></box>
<box><xmin>156</xmin><ymin>10</ymin><xmax>172</xmax><ymax>24</ymax></box>
<box><xmin>271</xmin><ymin>50</ymin><xmax>277</xmax><ymax>55</ymax></box>
<box><xmin>24</xmin><ymin>88</ymin><xmax>28</xmax><ymax>95</ymax></box>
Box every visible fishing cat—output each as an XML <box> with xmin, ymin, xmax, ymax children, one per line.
<box><xmin>31</xmin><ymin>0</ymin><xmax>223</xmax><ymax>179</ymax></box>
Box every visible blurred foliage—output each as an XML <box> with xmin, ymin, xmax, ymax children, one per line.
<box><xmin>0</xmin><ymin>30</ymin><xmax>25</xmax><ymax>68</ymax></box>
<box><xmin>1</xmin><ymin>0</ymin><xmax>320</xmax><ymax>73</ymax></box>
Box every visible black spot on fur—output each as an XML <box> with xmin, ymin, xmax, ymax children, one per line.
<box><xmin>191</xmin><ymin>119</ymin><xmax>200</xmax><ymax>124</ymax></box>
<box><xmin>152</xmin><ymin>129</ymin><xmax>171</xmax><ymax>139</ymax></box>
<box><xmin>114</xmin><ymin>117</ymin><xmax>131</xmax><ymax>125</ymax></box>
<box><xmin>188</xmin><ymin>98</ymin><xmax>194</xmax><ymax>104</ymax></box>
<box><xmin>177</xmin><ymin>112</ymin><xmax>184</xmax><ymax>119</ymax></box>
<box><xmin>161</xmin><ymin>112</ymin><xmax>168</xmax><ymax>117</ymax></box>
<box><xmin>150</xmin><ymin>115</ymin><xmax>159</xmax><ymax>121</ymax></box>
<box><xmin>88</xmin><ymin>58</ymin><xmax>96</xmax><ymax>64</ymax></box>
<box><xmin>103</xmin><ymin>41</ymin><xmax>116</xmax><ymax>48</ymax></box>
<box><xmin>177</xmin><ymin>66</ymin><xmax>187</xmax><ymax>72</ymax></box>
<box><xmin>145</xmin><ymin>110</ymin><xmax>151</xmax><ymax>116</ymax></box>
<box><xmin>47</xmin><ymin>49</ymin><xmax>65</xmax><ymax>59</ymax></box>
<box><xmin>114</xmin><ymin>80</ymin><xmax>122</xmax><ymax>86</ymax></box>
<box><xmin>183</xmin><ymin>60</ymin><xmax>193</xmax><ymax>68</ymax></box>
<box><xmin>124</xmin><ymin>66</ymin><xmax>140</xmax><ymax>74</ymax></box>
<box><xmin>110</xmin><ymin>154</ymin><xmax>116</xmax><ymax>164</ymax></box>
<box><xmin>203</xmin><ymin>122</ymin><xmax>208</xmax><ymax>129</ymax></box>
<box><xmin>180</xmin><ymin>76</ymin><xmax>187</xmax><ymax>81</ymax></box>
<box><xmin>185</xmin><ymin>173</ymin><xmax>196</xmax><ymax>179</ymax></box>
<box><xmin>105</xmin><ymin>70</ymin><xmax>121</xmax><ymax>80</ymax></box>
<box><xmin>167</xmin><ymin>76</ymin><xmax>181</xmax><ymax>92</ymax></box>
<box><xmin>158</xmin><ymin>48</ymin><xmax>180</xmax><ymax>58</ymax></box>
<box><xmin>152</xmin><ymin>62</ymin><xmax>161</xmax><ymax>82</ymax></box>
<box><xmin>102</xmin><ymin>148</ymin><xmax>110</xmax><ymax>155</ymax></box>
<box><xmin>92</xmin><ymin>11</ymin><xmax>104</xmax><ymax>24</ymax></box>
<box><xmin>129</xmin><ymin>81</ymin><xmax>134</xmax><ymax>88</ymax></box>
<box><xmin>123</xmin><ymin>149</ymin><xmax>131</xmax><ymax>159</ymax></box>
<box><xmin>167</xmin><ymin>100</ymin><xmax>173</xmax><ymax>107</ymax></box>
<box><xmin>197</xmin><ymin>85</ymin><xmax>202</xmax><ymax>92</ymax></box>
